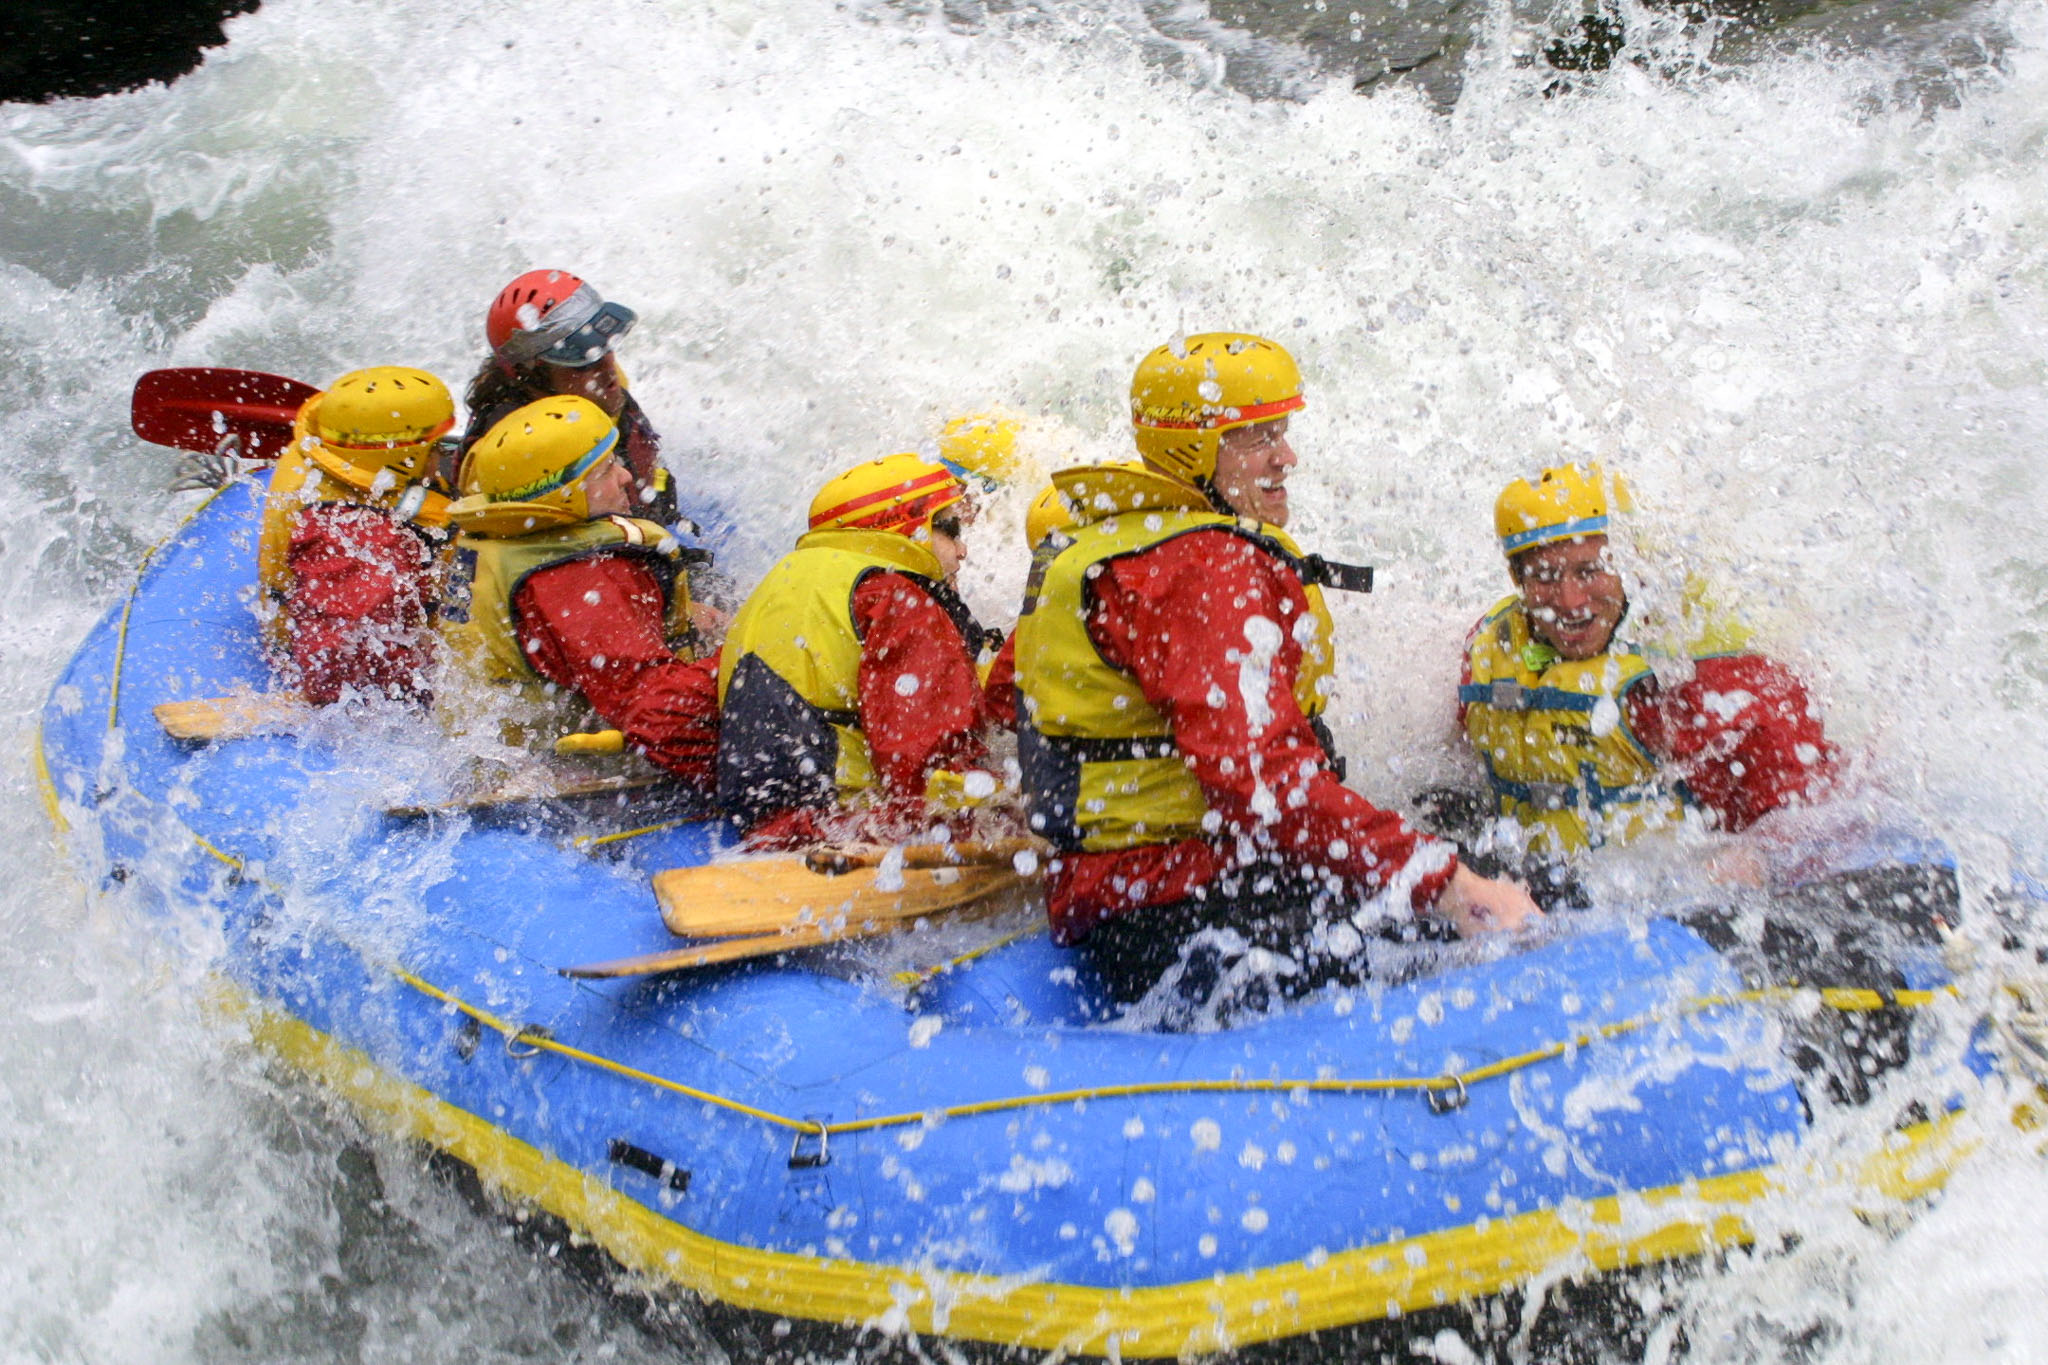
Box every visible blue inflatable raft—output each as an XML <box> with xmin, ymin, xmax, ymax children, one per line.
<box><xmin>35</xmin><ymin>480</ymin><xmax>1985</xmax><ymax>1359</ymax></box>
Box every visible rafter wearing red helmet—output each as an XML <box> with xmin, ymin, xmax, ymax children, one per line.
<box><xmin>459</xmin><ymin>269</ymin><xmax>677</xmax><ymax>525</ymax></box>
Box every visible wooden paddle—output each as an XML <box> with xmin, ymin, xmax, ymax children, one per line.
<box><xmin>657</xmin><ymin>861</ymin><xmax>1021</xmax><ymax>940</ymax></box>
<box><xmin>654</xmin><ymin>839</ymin><xmax>1043</xmax><ymax>939</ymax></box>
<box><xmin>384</xmin><ymin>771</ymin><xmax>677</xmax><ymax>820</ymax></box>
<box><xmin>154</xmin><ymin>693</ymin><xmax>311</xmax><ymax>742</ymax></box>
<box><xmin>803</xmin><ymin>835</ymin><xmax>1045</xmax><ymax>875</ymax></box>
<box><xmin>131</xmin><ymin>368</ymin><xmax>317</xmax><ymax>460</ymax></box>
<box><xmin>564</xmin><ymin>875</ymin><xmax>1024</xmax><ymax>980</ymax></box>
<box><xmin>158</xmin><ymin>693</ymin><xmax>630</xmax><ymax>763</ymax></box>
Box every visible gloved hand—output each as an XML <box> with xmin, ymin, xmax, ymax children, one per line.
<box><xmin>167</xmin><ymin>433</ymin><xmax>244</xmax><ymax>493</ymax></box>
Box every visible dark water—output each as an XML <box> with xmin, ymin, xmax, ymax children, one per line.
<box><xmin>950</xmin><ymin>0</ymin><xmax>2012</xmax><ymax>107</ymax></box>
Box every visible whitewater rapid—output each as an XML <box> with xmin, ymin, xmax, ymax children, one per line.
<box><xmin>3</xmin><ymin>0</ymin><xmax>2045</xmax><ymax>1358</ymax></box>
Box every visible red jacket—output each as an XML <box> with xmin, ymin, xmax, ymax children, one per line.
<box><xmin>1043</xmin><ymin>531</ymin><xmax>1457</xmax><ymax>945</ymax></box>
<box><xmin>1623</xmin><ymin>654</ymin><xmax>1837</xmax><ymax>830</ymax></box>
<box><xmin>747</xmin><ymin>570</ymin><xmax>991</xmax><ymax>847</ymax></box>
<box><xmin>511</xmin><ymin>554</ymin><xmax>720</xmax><ymax>786</ymax></box>
<box><xmin>983</xmin><ymin>629</ymin><xmax>1019</xmax><ymax>730</ymax></box>
<box><xmin>1455</xmin><ymin>630</ymin><xmax>1836</xmax><ymax>834</ymax></box>
<box><xmin>279</xmin><ymin>503</ymin><xmax>439</xmax><ymax>705</ymax></box>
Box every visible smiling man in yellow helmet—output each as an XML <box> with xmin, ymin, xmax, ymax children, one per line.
<box><xmin>441</xmin><ymin>395</ymin><xmax>720</xmax><ymax>787</ymax></box>
<box><xmin>1013</xmin><ymin>333</ymin><xmax>1540</xmax><ymax>1013</ymax></box>
<box><xmin>1460</xmin><ymin>463</ymin><xmax>1839</xmax><ymax>855</ymax></box>
<box><xmin>257</xmin><ymin>366</ymin><xmax>456</xmax><ymax>705</ymax></box>
<box><xmin>716</xmin><ymin>452</ymin><xmax>1000</xmax><ymax>845</ymax></box>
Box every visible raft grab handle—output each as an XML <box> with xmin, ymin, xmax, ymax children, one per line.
<box><xmin>789</xmin><ymin>1120</ymin><xmax>831</xmax><ymax>1169</ymax></box>
<box><xmin>608</xmin><ymin>1139</ymin><xmax>691</xmax><ymax>1193</ymax></box>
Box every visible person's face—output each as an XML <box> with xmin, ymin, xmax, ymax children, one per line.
<box><xmin>1515</xmin><ymin>536</ymin><xmax>1626</xmax><ymax>661</ymax></box>
<box><xmin>928</xmin><ymin>506</ymin><xmax>968</xmax><ymax>581</ymax></box>
<box><xmin>539</xmin><ymin>352</ymin><xmax>627</xmax><ymax>419</ymax></box>
<box><xmin>1211</xmin><ymin>417</ymin><xmax>1298</xmax><ymax>526</ymax></box>
<box><xmin>581</xmin><ymin>454</ymin><xmax>636</xmax><ymax>519</ymax></box>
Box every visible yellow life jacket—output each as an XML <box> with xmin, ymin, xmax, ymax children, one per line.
<box><xmin>714</xmin><ymin>529</ymin><xmax>986</xmax><ymax>823</ymax></box>
<box><xmin>256</xmin><ymin>413</ymin><xmax>454</xmax><ymax>649</ymax></box>
<box><xmin>1459</xmin><ymin>593</ymin><xmax>1690</xmax><ymax>853</ymax></box>
<box><xmin>440</xmin><ymin>514</ymin><xmax>694</xmax><ymax>690</ymax></box>
<box><xmin>1014</xmin><ymin>464</ymin><xmax>1364</xmax><ymax>854</ymax></box>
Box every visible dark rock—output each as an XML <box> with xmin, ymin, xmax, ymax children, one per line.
<box><xmin>0</xmin><ymin>0</ymin><xmax>260</xmax><ymax>105</ymax></box>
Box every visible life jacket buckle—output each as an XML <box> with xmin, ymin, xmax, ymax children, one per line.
<box><xmin>1488</xmin><ymin>680</ymin><xmax>1527</xmax><ymax>710</ymax></box>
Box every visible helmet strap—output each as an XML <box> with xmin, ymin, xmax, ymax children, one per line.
<box><xmin>1195</xmin><ymin>475</ymin><xmax>1239</xmax><ymax>521</ymax></box>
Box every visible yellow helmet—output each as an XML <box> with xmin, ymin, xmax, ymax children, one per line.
<box><xmin>306</xmin><ymin>367</ymin><xmax>454</xmax><ymax>478</ymax></box>
<box><xmin>808</xmin><ymin>453</ymin><xmax>966</xmax><ymax>537</ymax></box>
<box><xmin>459</xmin><ymin>395</ymin><xmax>619</xmax><ymax>522</ymax></box>
<box><xmin>939</xmin><ymin>413</ymin><xmax>1023</xmax><ymax>486</ymax></box>
<box><xmin>1129</xmin><ymin>333</ymin><xmax>1304</xmax><ymax>485</ymax></box>
<box><xmin>1024</xmin><ymin>483</ymin><xmax>1075</xmax><ymax>546</ymax></box>
<box><xmin>1494</xmin><ymin>462</ymin><xmax>1633</xmax><ymax>559</ymax></box>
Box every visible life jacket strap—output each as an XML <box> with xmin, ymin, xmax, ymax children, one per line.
<box><xmin>1458</xmin><ymin>680</ymin><xmax>1604</xmax><ymax>713</ymax></box>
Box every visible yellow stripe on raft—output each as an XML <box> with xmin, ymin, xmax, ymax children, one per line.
<box><xmin>33</xmin><ymin>725</ymin><xmax>69</xmax><ymax>837</ymax></box>
<box><xmin>204</xmin><ymin>978</ymin><xmax>1976</xmax><ymax>1359</ymax></box>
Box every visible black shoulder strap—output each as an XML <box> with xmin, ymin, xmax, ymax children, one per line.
<box><xmin>1300</xmin><ymin>553</ymin><xmax>1374</xmax><ymax>594</ymax></box>
<box><xmin>921</xmin><ymin>577</ymin><xmax>1003</xmax><ymax>656</ymax></box>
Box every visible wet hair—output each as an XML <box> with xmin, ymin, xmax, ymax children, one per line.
<box><xmin>462</xmin><ymin>354</ymin><xmax>555</xmax><ymax>433</ymax></box>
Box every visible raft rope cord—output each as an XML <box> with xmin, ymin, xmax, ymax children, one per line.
<box><xmin>109</xmin><ymin>484</ymin><xmax>236</xmax><ymax>733</ymax></box>
<box><xmin>400</xmin><ymin>962</ymin><xmax>1953</xmax><ymax>1139</ymax></box>
<box><xmin>174</xmin><ymin>823</ymin><xmax>1967</xmax><ymax>1140</ymax></box>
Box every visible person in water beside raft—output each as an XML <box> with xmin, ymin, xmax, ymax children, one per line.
<box><xmin>461</xmin><ymin>269</ymin><xmax>678</xmax><ymax>524</ymax></box>
<box><xmin>715</xmin><ymin>453</ymin><xmax>1004</xmax><ymax>848</ymax></box>
<box><xmin>441</xmin><ymin>395</ymin><xmax>721</xmax><ymax>789</ymax></box>
<box><xmin>1457</xmin><ymin>463</ymin><xmax>1839</xmax><ymax>856</ymax></box>
<box><xmin>1012</xmin><ymin>333</ymin><xmax>1540</xmax><ymax>1012</ymax></box>
<box><xmin>256</xmin><ymin>366</ymin><xmax>457</xmax><ymax>706</ymax></box>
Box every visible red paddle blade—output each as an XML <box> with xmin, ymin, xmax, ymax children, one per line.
<box><xmin>130</xmin><ymin>368</ymin><xmax>319</xmax><ymax>460</ymax></box>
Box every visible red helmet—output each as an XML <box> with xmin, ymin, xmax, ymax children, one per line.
<box><xmin>485</xmin><ymin>269</ymin><xmax>637</xmax><ymax>367</ymax></box>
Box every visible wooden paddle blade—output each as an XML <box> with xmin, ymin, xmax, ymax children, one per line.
<box><xmin>153</xmin><ymin>693</ymin><xmax>312</xmax><ymax>742</ymax></box>
<box><xmin>654</xmin><ymin>862</ymin><xmax>1020</xmax><ymax>939</ymax></box>
<box><xmin>565</xmin><ymin>884</ymin><xmax>1018</xmax><ymax>979</ymax></box>
<box><xmin>651</xmin><ymin>864</ymin><xmax>977</xmax><ymax>937</ymax></box>
<box><xmin>131</xmin><ymin>368</ymin><xmax>317</xmax><ymax>460</ymax></box>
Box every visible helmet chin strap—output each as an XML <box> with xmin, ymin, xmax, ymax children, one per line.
<box><xmin>1196</xmin><ymin>474</ymin><xmax>1239</xmax><ymax>519</ymax></box>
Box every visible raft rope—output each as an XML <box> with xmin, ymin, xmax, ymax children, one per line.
<box><xmin>108</xmin><ymin>483</ymin><xmax>236</xmax><ymax>733</ymax></box>
<box><xmin>398</xmin><ymin>964</ymin><xmax>1954</xmax><ymax>1140</ymax></box>
<box><xmin>173</xmin><ymin>818</ymin><xmax>1972</xmax><ymax>1141</ymax></box>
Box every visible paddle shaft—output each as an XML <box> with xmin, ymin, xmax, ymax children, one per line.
<box><xmin>386</xmin><ymin>771</ymin><xmax>677</xmax><ymax>820</ymax></box>
<box><xmin>804</xmin><ymin>837</ymin><xmax>1046</xmax><ymax>875</ymax></box>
